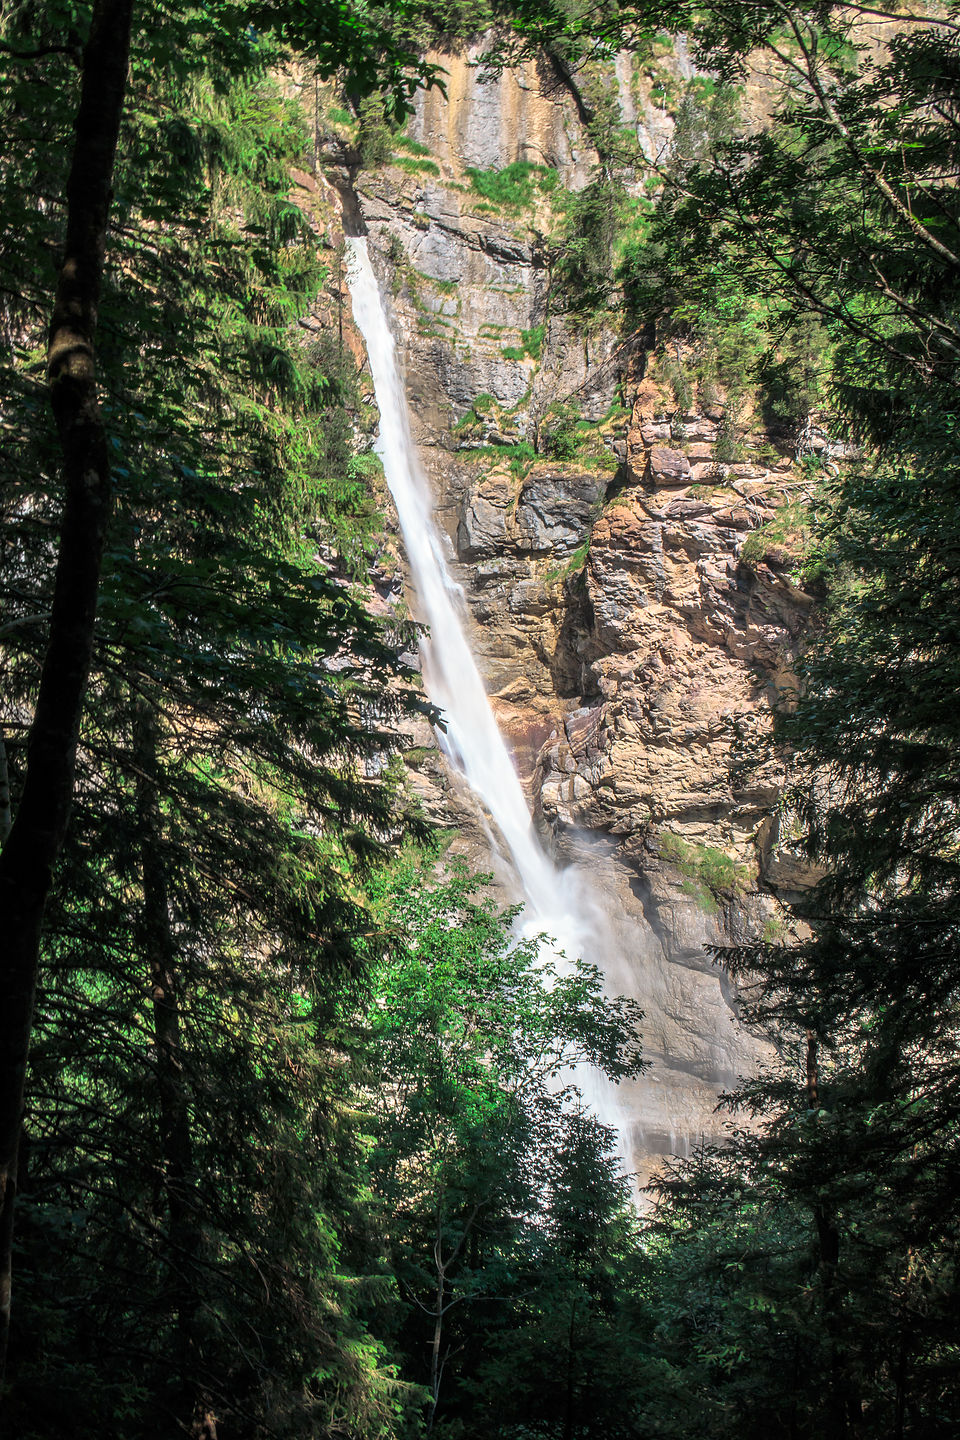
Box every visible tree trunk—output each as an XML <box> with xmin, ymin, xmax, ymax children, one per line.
<box><xmin>893</xmin><ymin>1331</ymin><xmax>908</xmax><ymax>1440</ymax></box>
<box><xmin>563</xmin><ymin>1299</ymin><xmax>578</xmax><ymax>1440</ymax></box>
<box><xmin>133</xmin><ymin>700</ymin><xmax>215</xmax><ymax>1436</ymax></box>
<box><xmin>0</xmin><ymin>734</ymin><xmax>11</xmax><ymax>847</ymax></box>
<box><xmin>0</xmin><ymin>0</ymin><xmax>134</xmax><ymax>1383</ymax></box>
<box><xmin>806</xmin><ymin>1029</ymin><xmax>858</xmax><ymax>1438</ymax></box>
<box><xmin>427</xmin><ymin>1214</ymin><xmax>446</xmax><ymax>1436</ymax></box>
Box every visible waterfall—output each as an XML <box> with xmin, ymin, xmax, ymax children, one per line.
<box><xmin>345</xmin><ymin>236</ymin><xmax>631</xmax><ymax>1159</ymax></box>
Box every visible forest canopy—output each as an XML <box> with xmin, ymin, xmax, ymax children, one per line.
<box><xmin>2</xmin><ymin>0</ymin><xmax>960</xmax><ymax>1436</ymax></box>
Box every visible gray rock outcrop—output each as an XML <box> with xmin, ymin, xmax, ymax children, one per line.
<box><xmin>302</xmin><ymin>40</ymin><xmax>821</xmax><ymax>1179</ymax></box>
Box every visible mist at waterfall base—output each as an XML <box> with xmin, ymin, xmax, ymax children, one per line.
<box><xmin>345</xmin><ymin>236</ymin><xmax>638</xmax><ymax>1172</ymax></box>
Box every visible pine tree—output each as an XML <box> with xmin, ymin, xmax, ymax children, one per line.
<box><xmin>624</xmin><ymin>10</ymin><xmax>960</xmax><ymax>1435</ymax></box>
<box><xmin>0</xmin><ymin>4</ymin><xmax>432</xmax><ymax>1430</ymax></box>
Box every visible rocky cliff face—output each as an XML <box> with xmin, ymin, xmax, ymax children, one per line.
<box><xmin>305</xmin><ymin>42</ymin><xmax>817</xmax><ymax>1175</ymax></box>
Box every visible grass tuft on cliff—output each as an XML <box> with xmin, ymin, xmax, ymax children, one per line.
<box><xmin>658</xmin><ymin>831</ymin><xmax>752</xmax><ymax>912</ymax></box>
<box><xmin>465</xmin><ymin>161</ymin><xmax>558</xmax><ymax>210</ymax></box>
<box><xmin>740</xmin><ymin>497</ymin><xmax>812</xmax><ymax>575</ymax></box>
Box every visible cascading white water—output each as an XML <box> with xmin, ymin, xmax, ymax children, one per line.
<box><xmin>345</xmin><ymin>236</ymin><xmax>630</xmax><ymax>1154</ymax></box>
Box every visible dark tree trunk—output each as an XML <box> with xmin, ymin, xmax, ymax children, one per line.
<box><xmin>0</xmin><ymin>735</ymin><xmax>11</xmax><ymax>847</ymax></box>
<box><xmin>893</xmin><ymin>1331</ymin><xmax>908</xmax><ymax>1440</ymax></box>
<box><xmin>133</xmin><ymin>701</ymin><xmax>215</xmax><ymax>1436</ymax></box>
<box><xmin>0</xmin><ymin>0</ymin><xmax>134</xmax><ymax>1383</ymax></box>
<box><xmin>805</xmin><ymin>1030</ymin><xmax>859</xmax><ymax>1438</ymax></box>
<box><xmin>563</xmin><ymin>1299</ymin><xmax>578</xmax><ymax>1440</ymax></box>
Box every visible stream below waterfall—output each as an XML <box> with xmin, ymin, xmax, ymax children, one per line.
<box><xmin>345</xmin><ymin>235</ymin><xmax>637</xmax><ymax>1162</ymax></box>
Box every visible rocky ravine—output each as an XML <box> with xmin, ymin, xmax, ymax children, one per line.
<box><xmin>308</xmin><ymin>43</ymin><xmax>819</xmax><ymax>1174</ymax></box>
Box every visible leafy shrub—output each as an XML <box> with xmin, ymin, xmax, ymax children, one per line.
<box><xmin>759</xmin><ymin>311</ymin><xmax>829</xmax><ymax>435</ymax></box>
<box><xmin>386</xmin><ymin>231</ymin><xmax>405</xmax><ymax>265</ymax></box>
<box><xmin>554</xmin><ymin>178</ymin><xmax>623</xmax><ymax>315</ymax></box>
<box><xmin>356</xmin><ymin>93</ymin><xmax>392</xmax><ymax>167</ymax></box>
<box><xmin>660</xmin><ymin>345</ymin><xmax>693</xmax><ymax>415</ymax></box>
<box><xmin>540</xmin><ymin>400</ymin><xmax>582</xmax><ymax>460</ymax></box>
<box><xmin>714</xmin><ymin>405</ymin><xmax>744</xmax><ymax>463</ymax></box>
<box><xmin>740</xmin><ymin>499</ymin><xmax>811</xmax><ymax>570</ymax></box>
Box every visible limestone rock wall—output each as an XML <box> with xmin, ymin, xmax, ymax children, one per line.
<box><xmin>310</xmin><ymin>40</ymin><xmax>817</xmax><ymax>1173</ymax></box>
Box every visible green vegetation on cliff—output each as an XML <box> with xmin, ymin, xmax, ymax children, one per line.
<box><xmin>0</xmin><ymin>7</ymin><xmax>433</xmax><ymax>1430</ymax></box>
<box><xmin>622</xmin><ymin>9</ymin><xmax>960</xmax><ymax>1437</ymax></box>
<box><xmin>4</xmin><ymin>2</ymin><xmax>960</xmax><ymax>1438</ymax></box>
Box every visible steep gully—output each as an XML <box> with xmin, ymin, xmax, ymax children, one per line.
<box><xmin>345</xmin><ymin>235</ymin><xmax>638</xmax><ymax>1160</ymax></box>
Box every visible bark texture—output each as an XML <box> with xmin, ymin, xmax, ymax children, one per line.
<box><xmin>0</xmin><ymin>0</ymin><xmax>134</xmax><ymax>1382</ymax></box>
